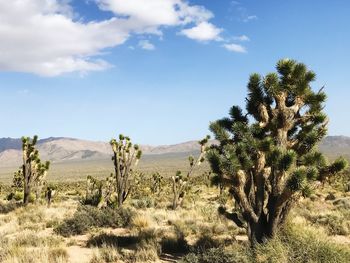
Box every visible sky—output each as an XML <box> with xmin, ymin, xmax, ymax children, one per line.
<box><xmin>0</xmin><ymin>0</ymin><xmax>349</xmax><ymax>145</ymax></box>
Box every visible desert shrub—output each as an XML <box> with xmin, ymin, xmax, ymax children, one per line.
<box><xmin>251</xmin><ymin>222</ymin><xmax>350</xmax><ymax>263</ymax></box>
<box><xmin>48</xmin><ymin>247</ymin><xmax>69</xmax><ymax>263</ymax></box>
<box><xmin>181</xmin><ymin>247</ymin><xmax>240</xmax><ymax>263</ymax></box>
<box><xmin>278</xmin><ymin>223</ymin><xmax>350</xmax><ymax>263</ymax></box>
<box><xmin>131</xmin><ymin>214</ymin><xmax>151</xmax><ymax>230</ymax></box>
<box><xmin>160</xmin><ymin>235</ymin><xmax>189</xmax><ymax>254</ymax></box>
<box><xmin>46</xmin><ymin>218</ymin><xmax>61</xmax><ymax>228</ymax></box>
<box><xmin>87</xmin><ymin>227</ymin><xmax>159</xmax><ymax>251</ymax></box>
<box><xmin>81</xmin><ymin>191</ymin><xmax>102</xmax><ymax>207</ymax></box>
<box><xmin>87</xmin><ymin>233</ymin><xmax>138</xmax><ymax>248</ymax></box>
<box><xmin>13</xmin><ymin>191</ymin><xmax>24</xmax><ymax>201</ymax></box>
<box><xmin>6</xmin><ymin>191</ymin><xmax>35</xmax><ymax>203</ymax></box>
<box><xmin>0</xmin><ymin>247</ymin><xmax>68</xmax><ymax>263</ymax></box>
<box><xmin>131</xmin><ymin>197</ymin><xmax>154</xmax><ymax>209</ymax></box>
<box><xmin>181</xmin><ymin>222</ymin><xmax>350</xmax><ymax>263</ymax></box>
<box><xmin>16</xmin><ymin>206</ymin><xmax>45</xmax><ymax>226</ymax></box>
<box><xmin>167</xmin><ymin>219</ymin><xmax>197</xmax><ymax>237</ymax></box>
<box><xmin>129</xmin><ymin>244</ymin><xmax>159</xmax><ymax>263</ymax></box>
<box><xmin>54</xmin><ymin>205</ymin><xmax>135</xmax><ymax>237</ymax></box>
<box><xmin>308</xmin><ymin>213</ymin><xmax>349</xmax><ymax>235</ymax></box>
<box><xmin>0</xmin><ymin>201</ymin><xmax>19</xmax><ymax>214</ymax></box>
<box><xmin>13</xmin><ymin>230</ymin><xmax>62</xmax><ymax>247</ymax></box>
<box><xmin>89</xmin><ymin>246</ymin><xmax>120</xmax><ymax>263</ymax></box>
<box><xmin>137</xmin><ymin>228</ymin><xmax>159</xmax><ymax>251</ymax></box>
<box><xmin>161</xmin><ymin>224</ymin><xmax>189</xmax><ymax>254</ymax></box>
<box><xmin>193</xmin><ymin>234</ymin><xmax>223</xmax><ymax>251</ymax></box>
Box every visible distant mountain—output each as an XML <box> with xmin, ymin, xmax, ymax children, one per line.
<box><xmin>0</xmin><ymin>138</ymin><xmax>22</xmax><ymax>152</ymax></box>
<box><xmin>0</xmin><ymin>136</ymin><xmax>349</xmax><ymax>168</ymax></box>
<box><xmin>318</xmin><ymin>136</ymin><xmax>350</xmax><ymax>160</ymax></box>
<box><xmin>0</xmin><ymin>137</ymin><xmax>207</xmax><ymax>168</ymax></box>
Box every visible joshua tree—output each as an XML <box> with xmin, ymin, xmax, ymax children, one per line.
<box><xmin>21</xmin><ymin>136</ymin><xmax>50</xmax><ymax>205</ymax></box>
<box><xmin>207</xmin><ymin>59</ymin><xmax>347</xmax><ymax>244</ymax></box>
<box><xmin>12</xmin><ymin>170</ymin><xmax>24</xmax><ymax>191</ymax></box>
<box><xmin>172</xmin><ymin>136</ymin><xmax>210</xmax><ymax>210</ymax></box>
<box><xmin>151</xmin><ymin>172</ymin><xmax>163</xmax><ymax>195</ymax></box>
<box><xmin>110</xmin><ymin>134</ymin><xmax>142</xmax><ymax>207</ymax></box>
<box><xmin>45</xmin><ymin>185</ymin><xmax>56</xmax><ymax>207</ymax></box>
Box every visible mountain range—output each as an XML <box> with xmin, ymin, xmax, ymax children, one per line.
<box><xmin>0</xmin><ymin>136</ymin><xmax>349</xmax><ymax>168</ymax></box>
<box><xmin>0</xmin><ymin>137</ymin><xmax>205</xmax><ymax>168</ymax></box>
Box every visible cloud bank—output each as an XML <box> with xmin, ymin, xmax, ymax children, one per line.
<box><xmin>0</xmin><ymin>0</ymin><xmax>245</xmax><ymax>76</ymax></box>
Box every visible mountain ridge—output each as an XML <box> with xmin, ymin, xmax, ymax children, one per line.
<box><xmin>0</xmin><ymin>136</ymin><xmax>349</xmax><ymax>168</ymax></box>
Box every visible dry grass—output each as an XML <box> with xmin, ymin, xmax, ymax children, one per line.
<box><xmin>0</xmin><ymin>171</ymin><xmax>349</xmax><ymax>263</ymax></box>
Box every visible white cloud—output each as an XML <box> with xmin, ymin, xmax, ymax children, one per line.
<box><xmin>0</xmin><ymin>1</ymin><xmax>130</xmax><ymax>76</ymax></box>
<box><xmin>233</xmin><ymin>35</ymin><xmax>250</xmax><ymax>41</ymax></box>
<box><xmin>223</xmin><ymin>43</ymin><xmax>247</xmax><ymax>53</ymax></box>
<box><xmin>0</xmin><ymin>0</ymin><xmax>235</xmax><ymax>76</ymax></box>
<box><xmin>243</xmin><ymin>15</ymin><xmax>258</xmax><ymax>22</ymax></box>
<box><xmin>139</xmin><ymin>40</ymin><xmax>155</xmax><ymax>50</ymax></box>
<box><xmin>180</xmin><ymin>22</ymin><xmax>223</xmax><ymax>42</ymax></box>
<box><xmin>95</xmin><ymin>0</ymin><xmax>213</xmax><ymax>27</ymax></box>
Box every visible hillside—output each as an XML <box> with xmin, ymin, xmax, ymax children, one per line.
<box><xmin>0</xmin><ymin>137</ymin><xmax>204</xmax><ymax>168</ymax></box>
<box><xmin>0</xmin><ymin>136</ymin><xmax>349</xmax><ymax>168</ymax></box>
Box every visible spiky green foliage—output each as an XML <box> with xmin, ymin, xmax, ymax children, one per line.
<box><xmin>84</xmin><ymin>174</ymin><xmax>117</xmax><ymax>208</ymax></box>
<box><xmin>208</xmin><ymin>59</ymin><xmax>348</xmax><ymax>243</ymax></box>
<box><xmin>171</xmin><ymin>136</ymin><xmax>210</xmax><ymax>210</ymax></box>
<box><xmin>12</xmin><ymin>170</ymin><xmax>23</xmax><ymax>190</ymax></box>
<box><xmin>20</xmin><ymin>135</ymin><xmax>50</xmax><ymax>205</ymax></box>
<box><xmin>110</xmin><ymin>134</ymin><xmax>142</xmax><ymax>207</ymax></box>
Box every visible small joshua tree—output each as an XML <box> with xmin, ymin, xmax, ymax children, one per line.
<box><xmin>172</xmin><ymin>136</ymin><xmax>210</xmax><ymax>210</ymax></box>
<box><xmin>21</xmin><ymin>136</ymin><xmax>50</xmax><ymax>205</ymax></box>
<box><xmin>85</xmin><ymin>175</ymin><xmax>104</xmax><ymax>206</ymax></box>
<box><xmin>151</xmin><ymin>172</ymin><xmax>163</xmax><ymax>195</ymax></box>
<box><xmin>33</xmin><ymin>161</ymin><xmax>50</xmax><ymax>201</ymax></box>
<box><xmin>101</xmin><ymin>173</ymin><xmax>116</xmax><ymax>208</ymax></box>
<box><xmin>207</xmin><ymin>59</ymin><xmax>347</xmax><ymax>244</ymax></box>
<box><xmin>85</xmin><ymin>174</ymin><xmax>116</xmax><ymax>208</ymax></box>
<box><xmin>45</xmin><ymin>185</ymin><xmax>56</xmax><ymax>207</ymax></box>
<box><xmin>110</xmin><ymin>134</ymin><xmax>142</xmax><ymax>207</ymax></box>
<box><xmin>12</xmin><ymin>170</ymin><xmax>24</xmax><ymax>191</ymax></box>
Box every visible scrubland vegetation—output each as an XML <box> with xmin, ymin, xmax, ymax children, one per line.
<box><xmin>0</xmin><ymin>173</ymin><xmax>349</xmax><ymax>263</ymax></box>
<box><xmin>0</xmin><ymin>59</ymin><xmax>350</xmax><ymax>262</ymax></box>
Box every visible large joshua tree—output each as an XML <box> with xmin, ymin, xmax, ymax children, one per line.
<box><xmin>21</xmin><ymin>136</ymin><xmax>50</xmax><ymax>205</ymax></box>
<box><xmin>110</xmin><ymin>134</ymin><xmax>142</xmax><ymax>207</ymax></box>
<box><xmin>207</xmin><ymin>59</ymin><xmax>347</xmax><ymax>244</ymax></box>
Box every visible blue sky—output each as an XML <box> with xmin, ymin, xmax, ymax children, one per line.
<box><xmin>0</xmin><ymin>0</ymin><xmax>349</xmax><ymax>145</ymax></box>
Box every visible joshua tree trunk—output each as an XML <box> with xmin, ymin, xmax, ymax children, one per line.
<box><xmin>23</xmin><ymin>163</ymin><xmax>31</xmax><ymax>205</ymax></box>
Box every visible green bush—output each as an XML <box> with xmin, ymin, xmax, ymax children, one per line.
<box><xmin>13</xmin><ymin>191</ymin><xmax>24</xmax><ymax>201</ymax></box>
<box><xmin>54</xmin><ymin>205</ymin><xmax>135</xmax><ymax>237</ymax></box>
